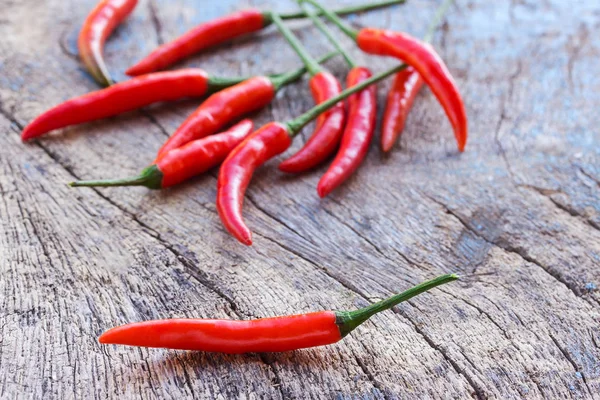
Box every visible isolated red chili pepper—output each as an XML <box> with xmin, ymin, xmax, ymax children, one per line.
<box><xmin>155</xmin><ymin>51</ymin><xmax>336</xmax><ymax>158</ymax></box>
<box><xmin>217</xmin><ymin>123</ymin><xmax>292</xmax><ymax>246</ymax></box>
<box><xmin>21</xmin><ymin>69</ymin><xmax>250</xmax><ymax>141</ymax></box>
<box><xmin>381</xmin><ymin>67</ymin><xmax>424</xmax><ymax>152</ymax></box>
<box><xmin>217</xmin><ymin>63</ymin><xmax>405</xmax><ymax>245</ymax></box>
<box><xmin>78</xmin><ymin>0</ymin><xmax>138</xmax><ymax>86</ymax></box>
<box><xmin>318</xmin><ymin>67</ymin><xmax>377</xmax><ymax>198</ymax></box>
<box><xmin>70</xmin><ymin>120</ymin><xmax>253</xmax><ymax>189</ymax></box>
<box><xmin>306</xmin><ymin>0</ymin><xmax>467</xmax><ymax>152</ymax></box>
<box><xmin>270</xmin><ymin>13</ymin><xmax>346</xmax><ymax>174</ymax></box>
<box><xmin>98</xmin><ymin>274</ymin><xmax>458</xmax><ymax>353</ymax></box>
<box><xmin>126</xmin><ymin>10</ymin><xmax>264</xmax><ymax>76</ymax></box>
<box><xmin>298</xmin><ymin>1</ymin><xmax>377</xmax><ymax>197</ymax></box>
<box><xmin>126</xmin><ymin>0</ymin><xmax>405</xmax><ymax>76</ymax></box>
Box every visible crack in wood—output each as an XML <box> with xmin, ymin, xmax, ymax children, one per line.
<box><xmin>549</xmin><ymin>334</ymin><xmax>592</xmax><ymax>396</ymax></box>
<box><xmin>494</xmin><ymin>60</ymin><xmax>522</xmax><ymax>184</ymax></box>
<box><xmin>518</xmin><ymin>184</ymin><xmax>600</xmax><ymax>235</ymax></box>
<box><xmin>438</xmin><ymin>288</ymin><xmax>511</xmax><ymax>341</ymax></box>
<box><xmin>421</xmin><ymin>192</ymin><xmax>599</xmax><ymax>307</ymax></box>
<box><xmin>148</xmin><ymin>0</ymin><xmax>164</xmax><ymax>46</ymax></box>
<box><xmin>245</xmin><ymin>193</ymin><xmax>314</xmax><ymax>246</ymax></box>
<box><xmin>393</xmin><ymin>307</ymin><xmax>485</xmax><ymax>400</ymax></box>
<box><xmin>141</xmin><ymin>110</ymin><xmax>171</xmax><ymax>139</ymax></box>
<box><xmin>351</xmin><ymin>350</ymin><xmax>389</xmax><ymax>400</ymax></box>
<box><xmin>578</xmin><ymin>167</ymin><xmax>600</xmax><ymax>188</ymax></box>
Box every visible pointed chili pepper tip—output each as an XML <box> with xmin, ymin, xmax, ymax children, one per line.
<box><xmin>235</xmin><ymin>228</ymin><xmax>253</xmax><ymax>246</ymax></box>
<box><xmin>98</xmin><ymin>325</ymin><xmax>129</xmax><ymax>345</ymax></box>
<box><xmin>316</xmin><ymin>183</ymin><xmax>331</xmax><ymax>199</ymax></box>
<box><xmin>21</xmin><ymin>131</ymin><xmax>33</xmax><ymax>142</ymax></box>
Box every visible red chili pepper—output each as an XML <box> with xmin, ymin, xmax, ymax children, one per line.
<box><xmin>126</xmin><ymin>10</ymin><xmax>265</xmax><ymax>76</ymax></box>
<box><xmin>154</xmin><ymin>51</ymin><xmax>336</xmax><ymax>159</ymax></box>
<box><xmin>70</xmin><ymin>120</ymin><xmax>253</xmax><ymax>189</ymax></box>
<box><xmin>269</xmin><ymin>13</ymin><xmax>346</xmax><ymax>174</ymax></box>
<box><xmin>305</xmin><ymin>0</ymin><xmax>467</xmax><ymax>152</ymax></box>
<box><xmin>157</xmin><ymin>76</ymin><xmax>276</xmax><ymax>158</ymax></box>
<box><xmin>298</xmin><ymin>2</ymin><xmax>376</xmax><ymax>196</ymax></box>
<box><xmin>357</xmin><ymin>30</ymin><xmax>466</xmax><ymax>152</ymax></box>
<box><xmin>98</xmin><ymin>274</ymin><xmax>458</xmax><ymax>353</ymax></box>
<box><xmin>126</xmin><ymin>0</ymin><xmax>405</xmax><ymax>76</ymax></box>
<box><xmin>217</xmin><ymin>123</ymin><xmax>292</xmax><ymax>245</ymax></box>
<box><xmin>21</xmin><ymin>69</ymin><xmax>250</xmax><ymax>141</ymax></box>
<box><xmin>78</xmin><ymin>0</ymin><xmax>138</xmax><ymax>86</ymax></box>
<box><xmin>217</xmin><ymin>64</ymin><xmax>406</xmax><ymax>245</ymax></box>
<box><xmin>317</xmin><ymin>67</ymin><xmax>377</xmax><ymax>198</ymax></box>
<box><xmin>278</xmin><ymin>72</ymin><xmax>346</xmax><ymax>173</ymax></box>
<box><xmin>381</xmin><ymin>67</ymin><xmax>424</xmax><ymax>152</ymax></box>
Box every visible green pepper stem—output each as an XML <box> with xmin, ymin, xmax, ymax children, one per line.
<box><xmin>270</xmin><ymin>51</ymin><xmax>338</xmax><ymax>91</ymax></box>
<box><xmin>286</xmin><ymin>63</ymin><xmax>407</xmax><ymax>135</ymax></box>
<box><xmin>270</xmin><ymin>12</ymin><xmax>323</xmax><ymax>76</ymax></box>
<box><xmin>207</xmin><ymin>76</ymin><xmax>253</xmax><ymax>94</ymax></box>
<box><xmin>424</xmin><ymin>0</ymin><xmax>454</xmax><ymax>43</ymax></box>
<box><xmin>298</xmin><ymin>1</ymin><xmax>357</xmax><ymax>68</ymax></box>
<box><xmin>69</xmin><ymin>165</ymin><xmax>163</xmax><ymax>190</ymax></box>
<box><xmin>267</xmin><ymin>0</ymin><xmax>407</xmax><ymax>21</ymax></box>
<box><xmin>307</xmin><ymin>0</ymin><xmax>454</xmax><ymax>44</ymax></box>
<box><xmin>209</xmin><ymin>51</ymin><xmax>339</xmax><ymax>93</ymax></box>
<box><xmin>302</xmin><ymin>0</ymin><xmax>360</xmax><ymax>40</ymax></box>
<box><xmin>336</xmin><ymin>274</ymin><xmax>459</xmax><ymax>337</ymax></box>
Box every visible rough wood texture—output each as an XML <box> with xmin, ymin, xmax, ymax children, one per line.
<box><xmin>1</xmin><ymin>0</ymin><xmax>599</xmax><ymax>398</ymax></box>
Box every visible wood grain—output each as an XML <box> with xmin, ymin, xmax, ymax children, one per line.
<box><xmin>0</xmin><ymin>0</ymin><xmax>599</xmax><ymax>398</ymax></box>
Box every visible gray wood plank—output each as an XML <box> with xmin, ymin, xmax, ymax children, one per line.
<box><xmin>1</xmin><ymin>0</ymin><xmax>599</xmax><ymax>398</ymax></box>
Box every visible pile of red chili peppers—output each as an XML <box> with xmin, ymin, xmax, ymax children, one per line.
<box><xmin>21</xmin><ymin>0</ymin><xmax>466</xmax><ymax>355</ymax></box>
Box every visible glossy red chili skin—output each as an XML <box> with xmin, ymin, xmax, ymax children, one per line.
<box><xmin>317</xmin><ymin>67</ymin><xmax>377</xmax><ymax>198</ymax></box>
<box><xmin>156</xmin><ymin>120</ymin><xmax>253</xmax><ymax>187</ymax></box>
<box><xmin>99</xmin><ymin>311</ymin><xmax>340</xmax><ymax>353</ymax></box>
<box><xmin>381</xmin><ymin>67</ymin><xmax>424</xmax><ymax>152</ymax></box>
<box><xmin>278</xmin><ymin>71</ymin><xmax>346</xmax><ymax>173</ymax></box>
<box><xmin>357</xmin><ymin>28</ymin><xmax>467</xmax><ymax>152</ymax></box>
<box><xmin>217</xmin><ymin>122</ymin><xmax>292</xmax><ymax>246</ymax></box>
<box><xmin>127</xmin><ymin>9</ymin><xmax>266</xmax><ymax>76</ymax></box>
<box><xmin>157</xmin><ymin>76</ymin><xmax>276</xmax><ymax>158</ymax></box>
<box><xmin>21</xmin><ymin>69</ymin><xmax>210</xmax><ymax>141</ymax></box>
<box><xmin>78</xmin><ymin>0</ymin><xmax>138</xmax><ymax>86</ymax></box>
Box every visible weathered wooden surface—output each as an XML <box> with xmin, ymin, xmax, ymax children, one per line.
<box><xmin>0</xmin><ymin>0</ymin><xmax>599</xmax><ymax>398</ymax></box>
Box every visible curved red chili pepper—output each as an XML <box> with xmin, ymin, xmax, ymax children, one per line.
<box><xmin>21</xmin><ymin>69</ymin><xmax>212</xmax><ymax>141</ymax></box>
<box><xmin>126</xmin><ymin>9</ymin><xmax>266</xmax><ymax>76</ymax></box>
<box><xmin>381</xmin><ymin>67</ymin><xmax>424</xmax><ymax>152</ymax></box>
<box><xmin>157</xmin><ymin>76</ymin><xmax>276</xmax><ymax>158</ymax></box>
<box><xmin>217</xmin><ymin>122</ymin><xmax>292</xmax><ymax>246</ymax></box>
<box><xmin>98</xmin><ymin>274</ymin><xmax>458</xmax><ymax>353</ymax></box>
<box><xmin>317</xmin><ymin>67</ymin><xmax>376</xmax><ymax>198</ymax></box>
<box><xmin>78</xmin><ymin>0</ymin><xmax>138</xmax><ymax>86</ymax></box>
<box><xmin>356</xmin><ymin>29</ymin><xmax>467</xmax><ymax>152</ymax></box>
<box><xmin>69</xmin><ymin>120</ymin><xmax>253</xmax><ymax>189</ymax></box>
<box><xmin>278</xmin><ymin>72</ymin><xmax>345</xmax><ymax>174</ymax></box>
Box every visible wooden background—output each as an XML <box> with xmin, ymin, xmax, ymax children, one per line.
<box><xmin>1</xmin><ymin>0</ymin><xmax>599</xmax><ymax>398</ymax></box>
